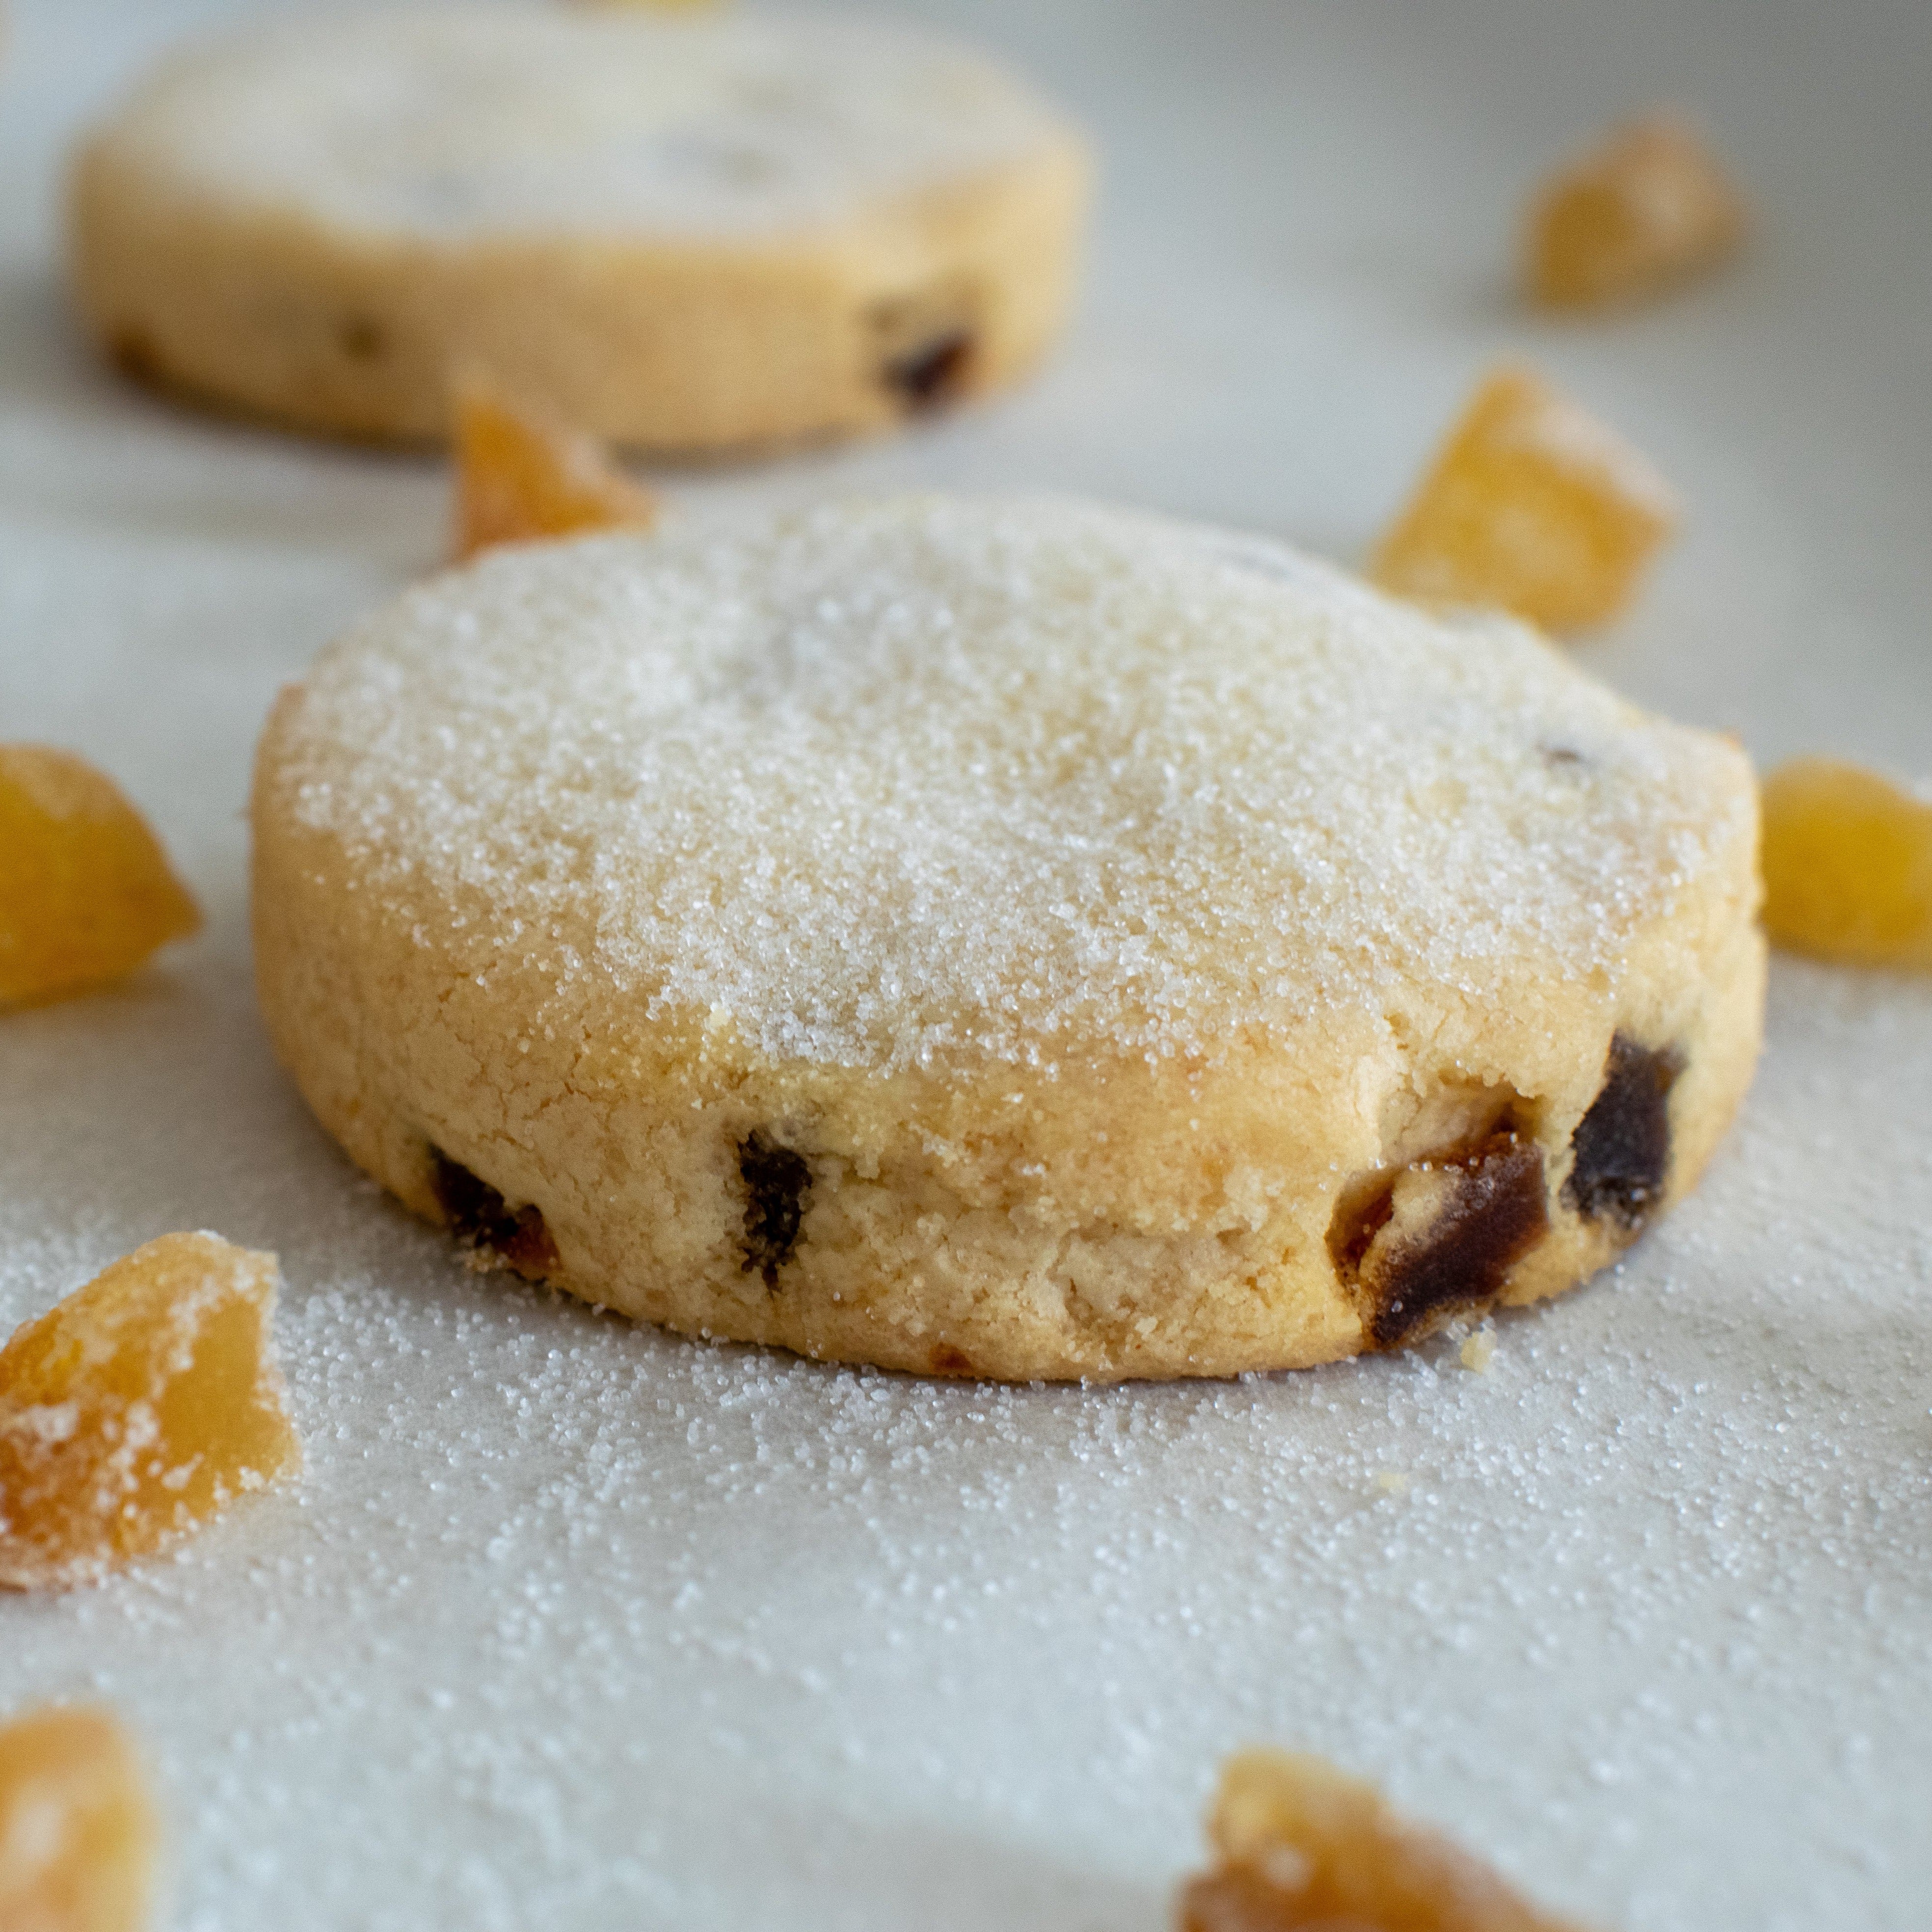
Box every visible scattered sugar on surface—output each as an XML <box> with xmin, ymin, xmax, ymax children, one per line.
<box><xmin>277</xmin><ymin>497</ymin><xmax>1749</xmax><ymax>1072</ymax></box>
<box><xmin>4</xmin><ymin>959</ymin><xmax>1929</xmax><ymax>1930</ymax></box>
<box><xmin>102</xmin><ymin>12</ymin><xmax>1075</xmax><ymax>241</ymax></box>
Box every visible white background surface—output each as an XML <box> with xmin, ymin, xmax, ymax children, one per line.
<box><xmin>3</xmin><ymin>1</ymin><xmax>1931</xmax><ymax>1927</ymax></box>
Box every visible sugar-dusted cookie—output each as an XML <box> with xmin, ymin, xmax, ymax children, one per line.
<box><xmin>251</xmin><ymin>498</ymin><xmax>1763</xmax><ymax>1380</ymax></box>
<box><xmin>70</xmin><ymin>8</ymin><xmax>1092</xmax><ymax>450</ymax></box>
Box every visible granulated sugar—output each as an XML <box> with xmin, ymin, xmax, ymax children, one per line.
<box><xmin>3</xmin><ymin>956</ymin><xmax>1926</xmax><ymax>1930</ymax></box>
<box><xmin>278</xmin><ymin>496</ymin><xmax>1751</xmax><ymax>1072</ymax></box>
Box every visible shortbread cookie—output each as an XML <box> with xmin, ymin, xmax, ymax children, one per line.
<box><xmin>251</xmin><ymin>497</ymin><xmax>1763</xmax><ymax>1381</ymax></box>
<box><xmin>69</xmin><ymin>8</ymin><xmax>1092</xmax><ymax>450</ymax></box>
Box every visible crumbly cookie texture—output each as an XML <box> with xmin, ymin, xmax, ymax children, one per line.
<box><xmin>251</xmin><ymin>496</ymin><xmax>1763</xmax><ymax>1381</ymax></box>
<box><xmin>68</xmin><ymin>7</ymin><xmax>1092</xmax><ymax>451</ymax></box>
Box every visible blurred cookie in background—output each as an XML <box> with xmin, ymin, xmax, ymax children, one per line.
<box><xmin>68</xmin><ymin>6</ymin><xmax>1093</xmax><ymax>452</ymax></box>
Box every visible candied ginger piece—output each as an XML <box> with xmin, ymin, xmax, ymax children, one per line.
<box><xmin>0</xmin><ymin>747</ymin><xmax>200</xmax><ymax>1010</ymax></box>
<box><xmin>0</xmin><ymin>1706</ymin><xmax>159</xmax><ymax>1932</ymax></box>
<box><xmin>0</xmin><ymin>1233</ymin><xmax>300</xmax><ymax>1591</ymax></box>
<box><xmin>1177</xmin><ymin>1750</ymin><xmax>1589</xmax><ymax>1932</ymax></box>
<box><xmin>1759</xmin><ymin>757</ymin><xmax>1932</xmax><ymax>970</ymax></box>
<box><xmin>1369</xmin><ymin>365</ymin><xmax>1677</xmax><ymax>633</ymax></box>
<box><xmin>452</xmin><ymin>372</ymin><xmax>659</xmax><ymax>562</ymax></box>
<box><xmin>1527</xmin><ymin>112</ymin><xmax>1746</xmax><ymax>312</ymax></box>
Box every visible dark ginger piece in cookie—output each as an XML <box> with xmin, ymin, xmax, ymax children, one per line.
<box><xmin>1332</xmin><ymin>1130</ymin><xmax>1549</xmax><ymax>1350</ymax></box>
<box><xmin>1562</xmin><ymin>1033</ymin><xmax>1680</xmax><ymax>1228</ymax></box>
<box><xmin>429</xmin><ymin>1148</ymin><xmax>558</xmax><ymax>1279</ymax></box>
<box><xmin>884</xmin><ymin>331</ymin><xmax>975</xmax><ymax>410</ymax></box>
<box><xmin>737</xmin><ymin>1131</ymin><xmax>813</xmax><ymax>1289</ymax></box>
<box><xmin>869</xmin><ymin>285</ymin><xmax>979</xmax><ymax>413</ymax></box>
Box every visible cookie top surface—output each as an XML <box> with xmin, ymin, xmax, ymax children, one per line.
<box><xmin>267</xmin><ymin>496</ymin><xmax>1753</xmax><ymax>1074</ymax></box>
<box><xmin>86</xmin><ymin>7</ymin><xmax>1080</xmax><ymax>243</ymax></box>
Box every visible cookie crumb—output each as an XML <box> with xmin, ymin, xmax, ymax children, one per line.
<box><xmin>0</xmin><ymin>1234</ymin><xmax>300</xmax><ymax>1590</ymax></box>
<box><xmin>1527</xmin><ymin>111</ymin><xmax>1746</xmax><ymax>311</ymax></box>
<box><xmin>1374</xmin><ymin>1470</ymin><xmax>1409</xmax><ymax>1496</ymax></box>
<box><xmin>1460</xmin><ymin>1326</ymin><xmax>1497</xmax><ymax>1372</ymax></box>
<box><xmin>1370</xmin><ymin>364</ymin><xmax>1678</xmax><ymax>633</ymax></box>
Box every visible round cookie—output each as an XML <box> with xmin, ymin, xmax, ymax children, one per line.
<box><xmin>251</xmin><ymin>496</ymin><xmax>1764</xmax><ymax>1381</ymax></box>
<box><xmin>69</xmin><ymin>8</ymin><xmax>1092</xmax><ymax>450</ymax></box>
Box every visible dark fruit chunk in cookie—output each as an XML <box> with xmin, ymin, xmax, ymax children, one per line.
<box><xmin>337</xmin><ymin>313</ymin><xmax>387</xmax><ymax>361</ymax></box>
<box><xmin>1331</xmin><ymin>1129</ymin><xmax>1548</xmax><ymax>1350</ymax></box>
<box><xmin>1365</xmin><ymin>1133</ymin><xmax>1548</xmax><ymax>1348</ymax></box>
<box><xmin>738</xmin><ymin>1131</ymin><xmax>812</xmax><ymax>1289</ymax></box>
<box><xmin>429</xmin><ymin>1148</ymin><xmax>558</xmax><ymax>1279</ymax></box>
<box><xmin>1562</xmin><ymin>1033</ymin><xmax>1681</xmax><ymax>1228</ymax></box>
<box><xmin>883</xmin><ymin>331</ymin><xmax>974</xmax><ymax>411</ymax></box>
<box><xmin>108</xmin><ymin>326</ymin><xmax>161</xmax><ymax>385</ymax></box>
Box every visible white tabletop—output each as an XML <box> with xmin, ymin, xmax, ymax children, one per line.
<box><xmin>2</xmin><ymin>3</ymin><xmax>1929</xmax><ymax>1929</ymax></box>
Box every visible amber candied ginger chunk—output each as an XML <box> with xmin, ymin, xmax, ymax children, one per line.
<box><xmin>1528</xmin><ymin>112</ymin><xmax>1746</xmax><ymax>311</ymax></box>
<box><xmin>1760</xmin><ymin>757</ymin><xmax>1932</xmax><ymax>970</ymax></box>
<box><xmin>1370</xmin><ymin>365</ymin><xmax>1677</xmax><ymax>633</ymax></box>
<box><xmin>1178</xmin><ymin>1750</ymin><xmax>1589</xmax><ymax>1932</ymax></box>
<box><xmin>453</xmin><ymin>372</ymin><xmax>659</xmax><ymax>562</ymax></box>
<box><xmin>0</xmin><ymin>747</ymin><xmax>200</xmax><ymax>1010</ymax></box>
<box><xmin>0</xmin><ymin>1233</ymin><xmax>300</xmax><ymax>1590</ymax></box>
<box><xmin>0</xmin><ymin>1707</ymin><xmax>158</xmax><ymax>1932</ymax></box>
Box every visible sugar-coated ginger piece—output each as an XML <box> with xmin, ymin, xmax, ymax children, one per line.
<box><xmin>0</xmin><ymin>747</ymin><xmax>200</xmax><ymax>1010</ymax></box>
<box><xmin>1370</xmin><ymin>365</ymin><xmax>1677</xmax><ymax>633</ymax></box>
<box><xmin>0</xmin><ymin>1706</ymin><xmax>159</xmax><ymax>1932</ymax></box>
<box><xmin>452</xmin><ymin>372</ymin><xmax>659</xmax><ymax>562</ymax></box>
<box><xmin>0</xmin><ymin>1233</ymin><xmax>300</xmax><ymax>1591</ymax></box>
<box><xmin>1527</xmin><ymin>112</ymin><xmax>1746</xmax><ymax>312</ymax></box>
<box><xmin>1177</xmin><ymin>1749</ymin><xmax>1589</xmax><ymax>1932</ymax></box>
<box><xmin>1759</xmin><ymin>757</ymin><xmax>1932</xmax><ymax>970</ymax></box>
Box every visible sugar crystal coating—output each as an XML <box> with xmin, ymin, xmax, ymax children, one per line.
<box><xmin>1527</xmin><ymin>112</ymin><xmax>1746</xmax><ymax>311</ymax></box>
<box><xmin>1759</xmin><ymin>757</ymin><xmax>1932</xmax><ymax>970</ymax></box>
<box><xmin>452</xmin><ymin>374</ymin><xmax>658</xmax><ymax>562</ymax></box>
<box><xmin>1179</xmin><ymin>1748</ymin><xmax>1588</xmax><ymax>1931</ymax></box>
<box><xmin>0</xmin><ymin>1233</ymin><xmax>300</xmax><ymax>1591</ymax></box>
<box><xmin>0</xmin><ymin>1706</ymin><xmax>159</xmax><ymax>1932</ymax></box>
<box><xmin>269</xmin><ymin>495</ymin><xmax>1752</xmax><ymax>1077</ymax></box>
<box><xmin>0</xmin><ymin>746</ymin><xmax>200</xmax><ymax>1010</ymax></box>
<box><xmin>1370</xmin><ymin>366</ymin><xmax>1678</xmax><ymax>633</ymax></box>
